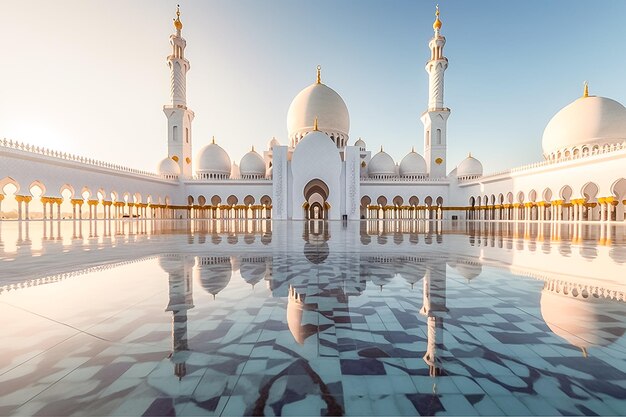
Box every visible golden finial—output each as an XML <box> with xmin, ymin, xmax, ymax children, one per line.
<box><xmin>433</xmin><ymin>5</ymin><xmax>442</xmax><ymax>31</ymax></box>
<box><xmin>380</xmin><ymin>145</ymin><xmax>383</xmax><ymax>152</ymax></box>
<box><xmin>211</xmin><ymin>135</ymin><xmax>215</xmax><ymax>144</ymax></box>
<box><xmin>316</xmin><ymin>65</ymin><xmax>322</xmax><ymax>84</ymax></box>
<box><xmin>468</xmin><ymin>152</ymin><xmax>472</xmax><ymax>158</ymax></box>
<box><xmin>251</xmin><ymin>145</ymin><xmax>255</xmax><ymax>152</ymax></box>
<box><xmin>313</xmin><ymin>117</ymin><xmax>319</xmax><ymax>131</ymax></box>
<box><xmin>411</xmin><ymin>146</ymin><xmax>415</xmax><ymax>153</ymax></box>
<box><xmin>174</xmin><ymin>4</ymin><xmax>183</xmax><ymax>31</ymax></box>
<box><xmin>583</xmin><ymin>81</ymin><xmax>589</xmax><ymax>98</ymax></box>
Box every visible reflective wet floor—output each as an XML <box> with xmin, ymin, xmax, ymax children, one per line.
<box><xmin>1</xmin><ymin>220</ymin><xmax>625</xmax><ymax>416</ymax></box>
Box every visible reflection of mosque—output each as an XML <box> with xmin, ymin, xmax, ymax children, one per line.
<box><xmin>1</xmin><ymin>219</ymin><xmax>625</xmax><ymax>378</ymax></box>
<box><xmin>154</xmin><ymin>220</ymin><xmax>626</xmax><ymax>382</ymax></box>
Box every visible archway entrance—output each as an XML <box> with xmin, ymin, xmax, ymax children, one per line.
<box><xmin>303</xmin><ymin>179</ymin><xmax>329</xmax><ymax>220</ymax></box>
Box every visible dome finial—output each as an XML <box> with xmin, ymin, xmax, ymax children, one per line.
<box><xmin>411</xmin><ymin>146</ymin><xmax>415</xmax><ymax>153</ymax></box>
<box><xmin>583</xmin><ymin>81</ymin><xmax>589</xmax><ymax>98</ymax></box>
<box><xmin>313</xmin><ymin>117</ymin><xmax>319</xmax><ymax>131</ymax></box>
<box><xmin>174</xmin><ymin>5</ymin><xmax>183</xmax><ymax>32</ymax></box>
<box><xmin>251</xmin><ymin>145</ymin><xmax>255</xmax><ymax>152</ymax></box>
<box><xmin>468</xmin><ymin>152</ymin><xmax>472</xmax><ymax>158</ymax></box>
<box><xmin>316</xmin><ymin>65</ymin><xmax>322</xmax><ymax>84</ymax></box>
<box><xmin>380</xmin><ymin>145</ymin><xmax>383</xmax><ymax>152</ymax></box>
<box><xmin>211</xmin><ymin>135</ymin><xmax>215</xmax><ymax>144</ymax></box>
<box><xmin>433</xmin><ymin>4</ymin><xmax>442</xmax><ymax>31</ymax></box>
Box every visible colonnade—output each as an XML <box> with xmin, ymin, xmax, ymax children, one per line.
<box><xmin>467</xmin><ymin>197</ymin><xmax>625</xmax><ymax>222</ymax></box>
<box><xmin>364</xmin><ymin>205</ymin><xmax>443</xmax><ymax>220</ymax></box>
<box><xmin>189</xmin><ymin>205</ymin><xmax>272</xmax><ymax>220</ymax></box>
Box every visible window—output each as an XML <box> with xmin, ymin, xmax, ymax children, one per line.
<box><xmin>436</xmin><ymin>129</ymin><xmax>442</xmax><ymax>145</ymax></box>
<box><xmin>426</xmin><ymin>130</ymin><xmax>430</xmax><ymax>146</ymax></box>
<box><xmin>173</xmin><ymin>126</ymin><xmax>178</xmax><ymax>142</ymax></box>
<box><xmin>185</xmin><ymin>128</ymin><xmax>189</xmax><ymax>143</ymax></box>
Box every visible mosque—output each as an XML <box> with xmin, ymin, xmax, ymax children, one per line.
<box><xmin>1</xmin><ymin>6</ymin><xmax>626</xmax><ymax>222</ymax></box>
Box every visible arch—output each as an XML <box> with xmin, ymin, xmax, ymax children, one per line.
<box><xmin>211</xmin><ymin>195</ymin><xmax>222</xmax><ymax>206</ymax></box>
<box><xmin>506</xmin><ymin>192</ymin><xmax>514</xmax><ymax>204</ymax></box>
<box><xmin>198</xmin><ymin>195</ymin><xmax>207</xmax><ymax>206</ymax></box>
<box><xmin>110</xmin><ymin>191</ymin><xmax>119</xmax><ymax>202</ymax></box>
<box><xmin>559</xmin><ymin>185</ymin><xmax>573</xmax><ymax>202</ymax></box>
<box><xmin>98</xmin><ymin>189</ymin><xmax>107</xmax><ymax>202</ymax></box>
<box><xmin>392</xmin><ymin>195</ymin><xmax>403</xmax><ymax>206</ymax></box>
<box><xmin>29</xmin><ymin>180</ymin><xmax>47</xmax><ymax>197</ymax></box>
<box><xmin>227</xmin><ymin>195</ymin><xmax>238</xmax><ymax>206</ymax></box>
<box><xmin>187</xmin><ymin>195</ymin><xmax>194</xmax><ymax>205</ymax></box>
<box><xmin>436</xmin><ymin>196</ymin><xmax>443</xmax><ymax>206</ymax></box>
<box><xmin>59</xmin><ymin>184</ymin><xmax>75</xmax><ymax>199</ymax></box>
<box><xmin>377</xmin><ymin>196</ymin><xmax>387</xmax><ymax>206</ymax></box>
<box><xmin>490</xmin><ymin>194</ymin><xmax>496</xmax><ymax>205</ymax></box>
<box><xmin>581</xmin><ymin>182</ymin><xmax>599</xmax><ymax>202</ymax></box>
<box><xmin>516</xmin><ymin>191</ymin><xmax>525</xmax><ymax>204</ymax></box>
<box><xmin>304</xmin><ymin>179</ymin><xmax>330</xmax><ymax>220</ymax></box>
<box><xmin>133</xmin><ymin>192</ymin><xmax>142</xmax><ymax>204</ymax></box>
<box><xmin>361</xmin><ymin>196</ymin><xmax>371</xmax><ymax>207</ymax></box>
<box><xmin>0</xmin><ymin>176</ymin><xmax>20</xmax><ymax>195</ymax></box>
<box><xmin>611</xmin><ymin>178</ymin><xmax>626</xmax><ymax>199</ymax></box>
<box><xmin>81</xmin><ymin>187</ymin><xmax>93</xmax><ymax>200</ymax></box>
<box><xmin>424</xmin><ymin>196</ymin><xmax>433</xmax><ymax>206</ymax></box>
<box><xmin>244</xmin><ymin>195</ymin><xmax>255</xmax><ymax>206</ymax></box>
<box><xmin>542</xmin><ymin>188</ymin><xmax>553</xmax><ymax>202</ymax></box>
<box><xmin>409</xmin><ymin>196</ymin><xmax>419</xmax><ymax>206</ymax></box>
<box><xmin>528</xmin><ymin>189</ymin><xmax>537</xmax><ymax>202</ymax></box>
<box><xmin>260</xmin><ymin>195</ymin><xmax>272</xmax><ymax>206</ymax></box>
<box><xmin>469</xmin><ymin>196</ymin><xmax>476</xmax><ymax>206</ymax></box>
<box><xmin>498</xmin><ymin>193</ymin><xmax>504</xmax><ymax>204</ymax></box>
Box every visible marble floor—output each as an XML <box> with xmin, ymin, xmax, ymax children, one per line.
<box><xmin>0</xmin><ymin>219</ymin><xmax>625</xmax><ymax>416</ymax></box>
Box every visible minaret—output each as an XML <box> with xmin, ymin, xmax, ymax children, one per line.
<box><xmin>163</xmin><ymin>5</ymin><xmax>195</xmax><ymax>178</ymax></box>
<box><xmin>421</xmin><ymin>5</ymin><xmax>450</xmax><ymax>179</ymax></box>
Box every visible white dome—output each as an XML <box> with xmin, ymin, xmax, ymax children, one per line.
<box><xmin>157</xmin><ymin>157</ymin><xmax>180</xmax><ymax>178</ymax></box>
<box><xmin>368</xmin><ymin>149</ymin><xmax>396</xmax><ymax>178</ymax></box>
<box><xmin>542</xmin><ymin>96</ymin><xmax>626</xmax><ymax>159</ymax></box>
<box><xmin>457</xmin><ymin>155</ymin><xmax>483</xmax><ymax>179</ymax></box>
<box><xmin>239</xmin><ymin>148</ymin><xmax>266</xmax><ymax>178</ymax></box>
<box><xmin>267</xmin><ymin>137</ymin><xmax>280</xmax><ymax>150</ymax></box>
<box><xmin>287</xmin><ymin>76</ymin><xmax>350</xmax><ymax>146</ymax></box>
<box><xmin>399</xmin><ymin>150</ymin><xmax>427</xmax><ymax>177</ymax></box>
<box><xmin>196</xmin><ymin>140</ymin><xmax>231</xmax><ymax>179</ymax></box>
<box><xmin>354</xmin><ymin>138</ymin><xmax>366</xmax><ymax>150</ymax></box>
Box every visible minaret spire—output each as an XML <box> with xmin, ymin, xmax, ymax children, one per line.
<box><xmin>164</xmin><ymin>6</ymin><xmax>195</xmax><ymax>178</ymax></box>
<box><xmin>421</xmin><ymin>4</ymin><xmax>450</xmax><ymax>179</ymax></box>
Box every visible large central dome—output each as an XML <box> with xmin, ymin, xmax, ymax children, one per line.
<box><xmin>542</xmin><ymin>94</ymin><xmax>626</xmax><ymax>160</ymax></box>
<box><xmin>287</xmin><ymin>67</ymin><xmax>350</xmax><ymax>148</ymax></box>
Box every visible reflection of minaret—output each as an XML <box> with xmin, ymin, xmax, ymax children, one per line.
<box><xmin>161</xmin><ymin>255</ymin><xmax>195</xmax><ymax>380</ymax></box>
<box><xmin>420</xmin><ymin>260</ymin><xmax>448</xmax><ymax>377</ymax></box>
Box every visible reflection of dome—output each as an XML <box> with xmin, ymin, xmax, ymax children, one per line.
<box><xmin>196</xmin><ymin>140</ymin><xmax>231</xmax><ymax>179</ymax></box>
<box><xmin>287</xmin><ymin>286</ymin><xmax>318</xmax><ymax>345</ymax></box>
<box><xmin>397</xmin><ymin>259</ymin><xmax>427</xmax><ymax>287</ymax></box>
<box><xmin>399</xmin><ymin>150</ymin><xmax>427</xmax><ymax>178</ymax></box>
<box><xmin>453</xmin><ymin>259</ymin><xmax>482</xmax><ymax>282</ymax></box>
<box><xmin>193</xmin><ymin>256</ymin><xmax>232</xmax><ymax>297</ymax></box>
<box><xmin>239</xmin><ymin>148</ymin><xmax>266</xmax><ymax>179</ymax></box>
<box><xmin>361</xmin><ymin>258</ymin><xmax>395</xmax><ymax>289</ymax></box>
<box><xmin>368</xmin><ymin>149</ymin><xmax>396</xmax><ymax>178</ymax></box>
<box><xmin>540</xmin><ymin>286</ymin><xmax>626</xmax><ymax>352</ymax></box>
<box><xmin>287</xmin><ymin>75</ymin><xmax>350</xmax><ymax>146</ymax></box>
<box><xmin>304</xmin><ymin>241</ymin><xmax>329</xmax><ymax>264</ymax></box>
<box><xmin>239</xmin><ymin>257</ymin><xmax>269</xmax><ymax>287</ymax></box>
<box><xmin>157</xmin><ymin>157</ymin><xmax>180</xmax><ymax>178</ymax></box>
<box><xmin>542</xmin><ymin>95</ymin><xmax>626</xmax><ymax>160</ymax></box>
<box><xmin>158</xmin><ymin>254</ymin><xmax>183</xmax><ymax>274</ymax></box>
<box><xmin>456</xmin><ymin>155</ymin><xmax>483</xmax><ymax>179</ymax></box>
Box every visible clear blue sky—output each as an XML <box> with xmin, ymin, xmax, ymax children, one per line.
<box><xmin>2</xmin><ymin>0</ymin><xmax>625</xmax><ymax>173</ymax></box>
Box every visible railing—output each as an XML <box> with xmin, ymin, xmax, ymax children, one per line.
<box><xmin>361</xmin><ymin>177</ymin><xmax>449</xmax><ymax>183</ymax></box>
<box><xmin>459</xmin><ymin>140</ymin><xmax>626</xmax><ymax>183</ymax></box>
<box><xmin>189</xmin><ymin>175</ymin><xmax>272</xmax><ymax>182</ymax></box>
<box><xmin>1</xmin><ymin>138</ymin><xmax>161</xmax><ymax>178</ymax></box>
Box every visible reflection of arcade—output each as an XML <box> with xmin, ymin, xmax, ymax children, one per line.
<box><xmin>302</xmin><ymin>220</ymin><xmax>330</xmax><ymax>264</ymax></box>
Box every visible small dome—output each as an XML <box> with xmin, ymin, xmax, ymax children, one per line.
<box><xmin>457</xmin><ymin>154</ymin><xmax>483</xmax><ymax>179</ymax></box>
<box><xmin>239</xmin><ymin>148</ymin><xmax>266</xmax><ymax>179</ymax></box>
<box><xmin>368</xmin><ymin>148</ymin><xmax>396</xmax><ymax>178</ymax></box>
<box><xmin>354</xmin><ymin>138</ymin><xmax>366</xmax><ymax>150</ymax></box>
<box><xmin>157</xmin><ymin>157</ymin><xmax>180</xmax><ymax>178</ymax></box>
<box><xmin>287</xmin><ymin>70</ymin><xmax>350</xmax><ymax>146</ymax></box>
<box><xmin>267</xmin><ymin>137</ymin><xmax>280</xmax><ymax>150</ymax></box>
<box><xmin>196</xmin><ymin>139</ymin><xmax>231</xmax><ymax>179</ymax></box>
<box><xmin>399</xmin><ymin>149</ymin><xmax>427</xmax><ymax>178</ymax></box>
<box><xmin>542</xmin><ymin>95</ymin><xmax>626</xmax><ymax>159</ymax></box>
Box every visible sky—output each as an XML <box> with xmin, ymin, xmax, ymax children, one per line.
<box><xmin>2</xmin><ymin>0</ymin><xmax>626</xmax><ymax>174</ymax></box>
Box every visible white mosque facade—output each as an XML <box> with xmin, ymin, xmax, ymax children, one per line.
<box><xmin>2</xmin><ymin>7</ymin><xmax>626</xmax><ymax>223</ymax></box>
